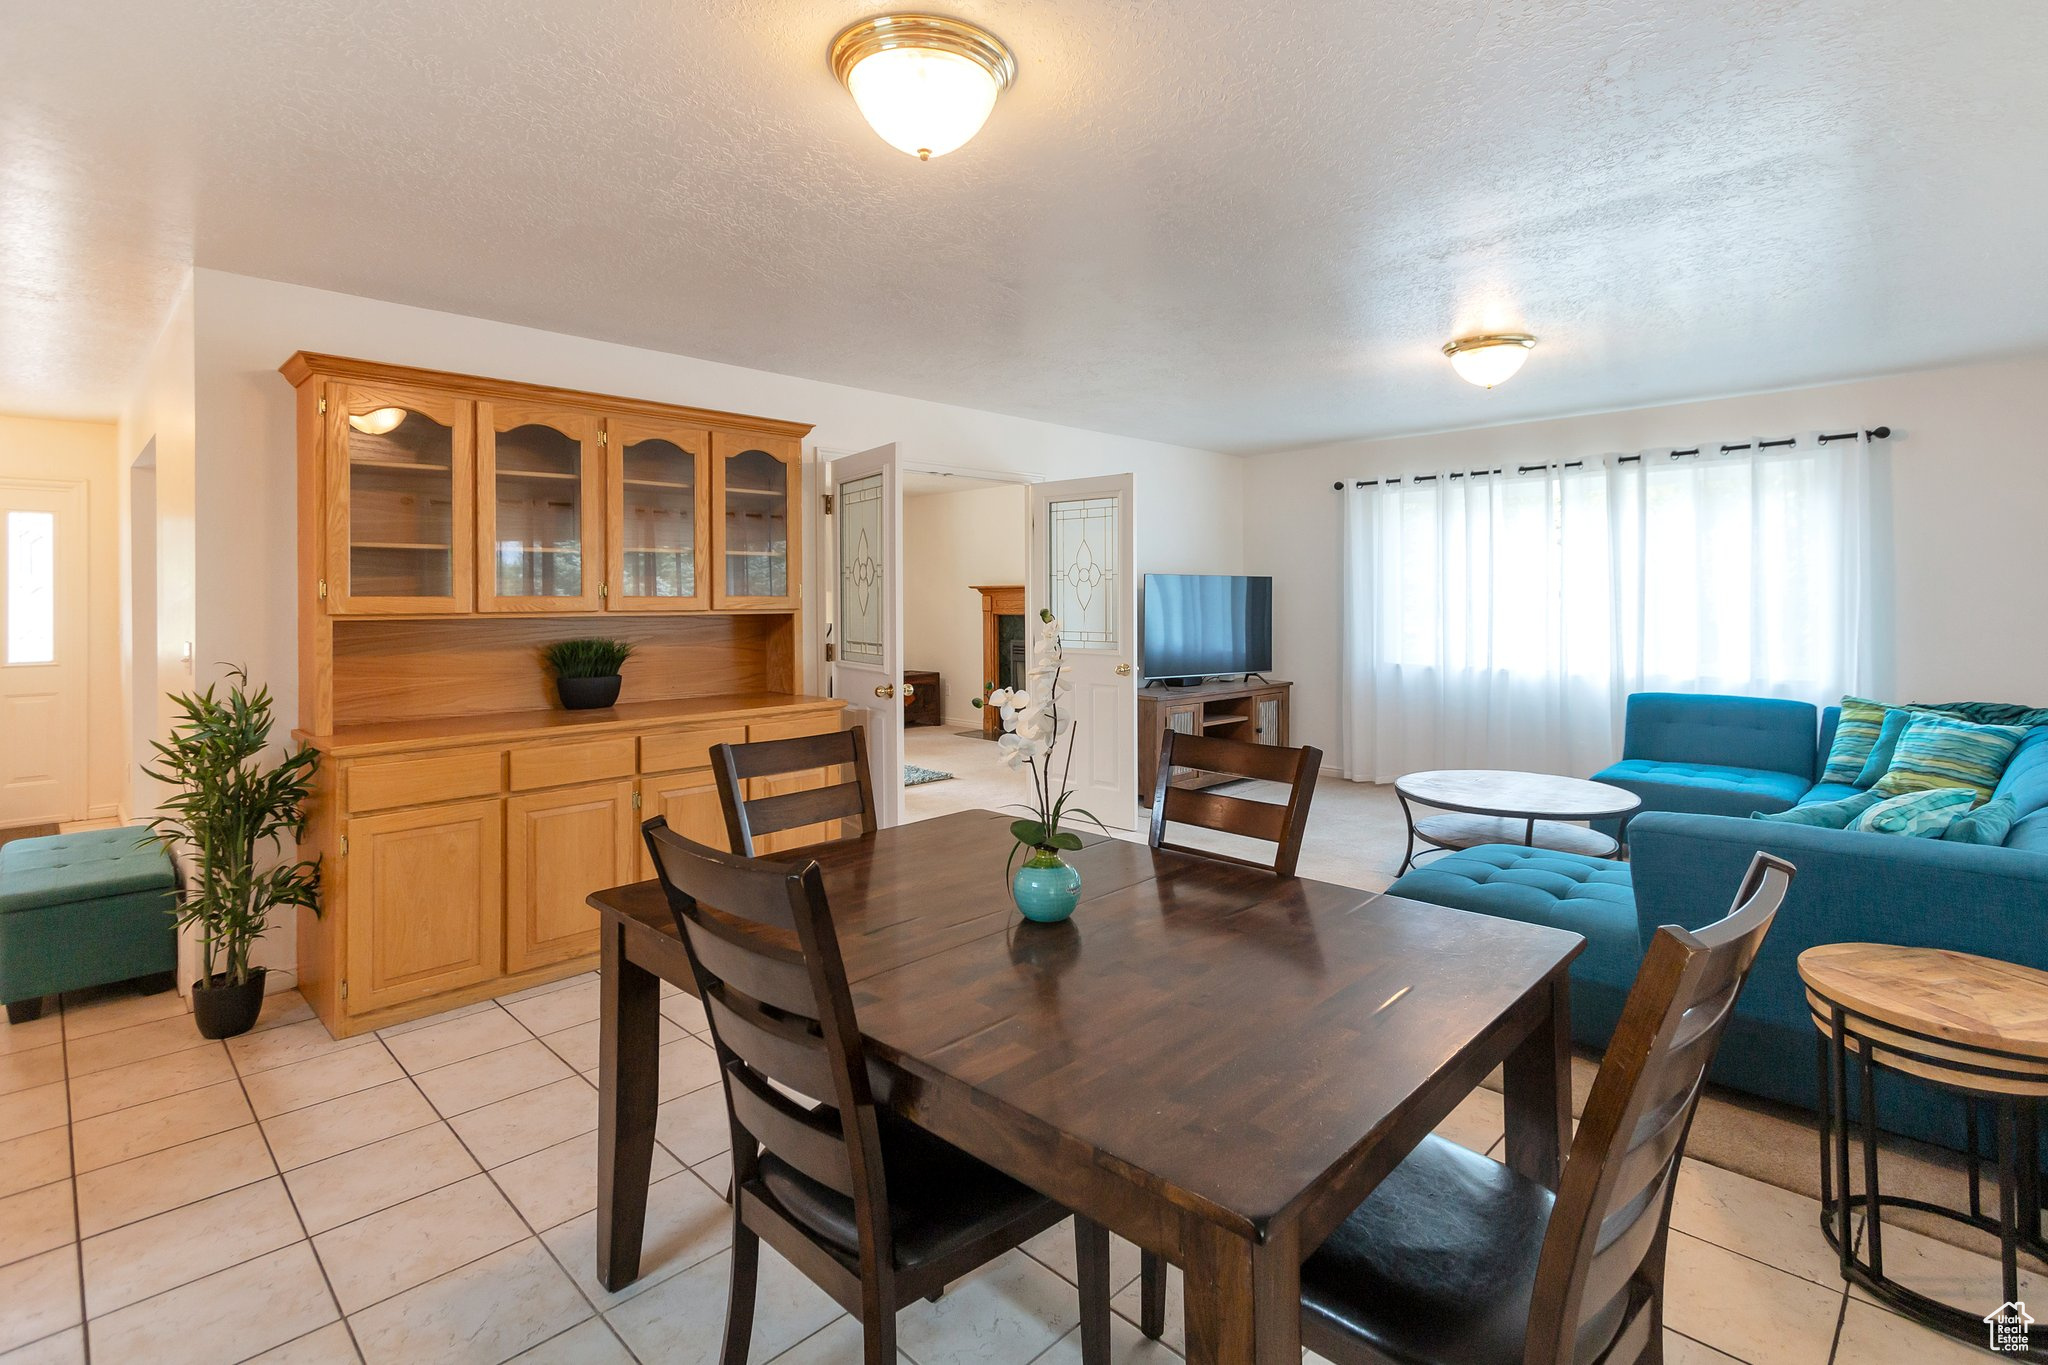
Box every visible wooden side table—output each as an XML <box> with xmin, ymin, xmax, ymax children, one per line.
<box><xmin>1800</xmin><ymin>944</ymin><xmax>2048</xmax><ymax>1358</ymax></box>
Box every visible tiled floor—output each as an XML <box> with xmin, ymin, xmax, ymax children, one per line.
<box><xmin>1</xmin><ymin>754</ymin><xmax>2025</xmax><ymax>1363</ymax></box>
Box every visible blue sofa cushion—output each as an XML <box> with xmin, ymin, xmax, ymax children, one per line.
<box><xmin>0</xmin><ymin>828</ymin><xmax>175</xmax><ymax>914</ymax></box>
<box><xmin>1621</xmin><ymin>693</ymin><xmax>1819</xmax><ymax>778</ymax></box>
<box><xmin>1797</xmin><ymin>782</ymin><xmax>1864</xmax><ymax>806</ymax></box>
<box><xmin>1388</xmin><ymin>846</ymin><xmax>1637</xmax><ymax>1045</ymax></box>
<box><xmin>1593</xmin><ymin>759</ymin><xmax>1812</xmax><ymax>818</ymax></box>
<box><xmin>1756</xmin><ymin>790</ymin><xmax>1883</xmax><ymax>828</ymax></box>
<box><xmin>1946</xmin><ymin>796</ymin><xmax>2020</xmax><ymax>846</ymax></box>
<box><xmin>2008</xmin><ymin>810</ymin><xmax>2048</xmax><ymax>854</ymax></box>
<box><xmin>1994</xmin><ymin>727</ymin><xmax>2048</xmax><ymax>819</ymax></box>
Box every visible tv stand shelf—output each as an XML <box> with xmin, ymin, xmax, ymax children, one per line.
<box><xmin>1139</xmin><ymin>678</ymin><xmax>1292</xmax><ymax>797</ymax></box>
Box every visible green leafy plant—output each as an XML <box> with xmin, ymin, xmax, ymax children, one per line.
<box><xmin>142</xmin><ymin>668</ymin><xmax>321</xmax><ymax>988</ymax></box>
<box><xmin>544</xmin><ymin>637</ymin><xmax>634</xmax><ymax>679</ymax></box>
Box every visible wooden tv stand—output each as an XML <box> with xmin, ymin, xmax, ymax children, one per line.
<box><xmin>1138</xmin><ymin>678</ymin><xmax>1292</xmax><ymax>798</ymax></box>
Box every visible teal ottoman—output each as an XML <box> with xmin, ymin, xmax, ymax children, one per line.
<box><xmin>0</xmin><ymin>827</ymin><xmax>178</xmax><ymax>1023</ymax></box>
<box><xmin>1387</xmin><ymin>845</ymin><xmax>1642</xmax><ymax>1047</ymax></box>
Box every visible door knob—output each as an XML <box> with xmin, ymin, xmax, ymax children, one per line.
<box><xmin>874</xmin><ymin>684</ymin><xmax>895</xmax><ymax>699</ymax></box>
<box><xmin>1115</xmin><ymin>663</ymin><xmax>1132</xmax><ymax>676</ymax></box>
<box><xmin>901</xmin><ymin>682</ymin><xmax>916</xmax><ymax>700</ymax></box>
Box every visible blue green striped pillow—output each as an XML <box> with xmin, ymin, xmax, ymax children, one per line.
<box><xmin>1849</xmin><ymin>787</ymin><xmax>1980</xmax><ymax>838</ymax></box>
<box><xmin>1821</xmin><ymin>697</ymin><xmax>1892</xmax><ymax>785</ymax></box>
<box><xmin>1873</xmin><ymin>714</ymin><xmax>2028</xmax><ymax>801</ymax></box>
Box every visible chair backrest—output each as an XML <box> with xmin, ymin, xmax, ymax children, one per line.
<box><xmin>712</xmin><ymin>724</ymin><xmax>876</xmax><ymax>857</ymax></box>
<box><xmin>1523</xmin><ymin>851</ymin><xmax>1794</xmax><ymax>1365</ymax></box>
<box><xmin>1147</xmin><ymin>731</ymin><xmax>1324</xmax><ymax>877</ymax></box>
<box><xmin>641</xmin><ymin>818</ymin><xmax>893</xmax><ymax>1256</ymax></box>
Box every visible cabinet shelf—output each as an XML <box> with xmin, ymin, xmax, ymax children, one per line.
<box><xmin>623</xmin><ymin>478</ymin><xmax>694</xmax><ymax>491</ymax></box>
<box><xmin>1202</xmin><ymin>713</ymin><xmax>1251</xmax><ymax>728</ymax></box>
<box><xmin>725</xmin><ymin>485</ymin><xmax>787</xmax><ymax>499</ymax></box>
<box><xmin>354</xmin><ymin>541</ymin><xmax>454</xmax><ymax>552</ymax></box>
<box><xmin>352</xmin><ymin>457</ymin><xmax>451</xmax><ymax>474</ymax></box>
<box><xmin>495</xmin><ymin>468</ymin><xmax>578</xmax><ymax>482</ymax></box>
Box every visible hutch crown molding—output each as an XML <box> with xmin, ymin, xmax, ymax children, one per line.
<box><xmin>284</xmin><ymin>353</ymin><xmax>844</xmax><ymax>1036</ymax></box>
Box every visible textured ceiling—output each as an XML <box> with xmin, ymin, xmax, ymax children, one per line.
<box><xmin>3</xmin><ymin>0</ymin><xmax>2044</xmax><ymax>451</ymax></box>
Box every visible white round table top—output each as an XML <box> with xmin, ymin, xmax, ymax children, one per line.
<box><xmin>1394</xmin><ymin>769</ymin><xmax>1643</xmax><ymax>821</ymax></box>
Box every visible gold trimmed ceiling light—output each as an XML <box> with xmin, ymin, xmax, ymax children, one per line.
<box><xmin>831</xmin><ymin>14</ymin><xmax>1017</xmax><ymax>160</ymax></box>
<box><xmin>1443</xmin><ymin>334</ymin><xmax>1537</xmax><ymax>388</ymax></box>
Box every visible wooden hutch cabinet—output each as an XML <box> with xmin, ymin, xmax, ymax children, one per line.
<box><xmin>1137</xmin><ymin>679</ymin><xmax>1293</xmax><ymax>799</ymax></box>
<box><xmin>284</xmin><ymin>354</ymin><xmax>844</xmax><ymax>1036</ymax></box>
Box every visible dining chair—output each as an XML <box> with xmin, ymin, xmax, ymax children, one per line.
<box><xmin>1146</xmin><ymin>730</ymin><xmax>1325</xmax><ymax>877</ymax></box>
<box><xmin>1293</xmin><ymin>850</ymin><xmax>1795</xmax><ymax>1365</ymax></box>
<box><xmin>711</xmin><ymin>723</ymin><xmax>876</xmax><ymax>856</ymax></box>
<box><xmin>642</xmin><ymin>817</ymin><xmax>1117</xmax><ymax>1365</ymax></box>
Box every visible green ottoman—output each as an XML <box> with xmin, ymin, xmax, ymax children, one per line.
<box><xmin>0</xmin><ymin>827</ymin><xmax>178</xmax><ymax>1023</ymax></box>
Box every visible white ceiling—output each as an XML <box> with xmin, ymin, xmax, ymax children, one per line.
<box><xmin>3</xmin><ymin>1</ymin><xmax>2044</xmax><ymax>452</ymax></box>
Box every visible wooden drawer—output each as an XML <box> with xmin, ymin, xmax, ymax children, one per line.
<box><xmin>641</xmin><ymin>725</ymin><xmax>747</xmax><ymax>776</ymax></box>
<box><xmin>509</xmin><ymin>736</ymin><xmax>638</xmax><ymax>791</ymax></box>
<box><xmin>347</xmin><ymin>748</ymin><xmax>504</xmax><ymax>814</ymax></box>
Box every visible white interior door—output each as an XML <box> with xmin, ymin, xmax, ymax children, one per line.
<box><xmin>1027</xmin><ymin>475</ymin><xmax>1138</xmax><ymax>829</ymax></box>
<box><xmin>0</xmin><ymin>480</ymin><xmax>88</xmax><ymax>826</ymax></box>
<box><xmin>828</xmin><ymin>445</ymin><xmax>904</xmax><ymax>828</ymax></box>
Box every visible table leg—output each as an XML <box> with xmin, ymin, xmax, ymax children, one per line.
<box><xmin>1181</xmin><ymin>1218</ymin><xmax>1300</xmax><ymax>1365</ymax></box>
<box><xmin>597</xmin><ymin>918</ymin><xmax>662</xmax><ymax>1292</ymax></box>
<box><xmin>1396</xmin><ymin>789</ymin><xmax>1418</xmax><ymax>875</ymax></box>
<box><xmin>1503</xmin><ymin>973</ymin><xmax>1572</xmax><ymax>1190</ymax></box>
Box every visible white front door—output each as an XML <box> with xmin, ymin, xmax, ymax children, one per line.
<box><xmin>0</xmin><ymin>480</ymin><xmax>88</xmax><ymax>826</ymax></box>
<box><xmin>1027</xmin><ymin>475</ymin><xmax>1138</xmax><ymax>829</ymax></box>
<box><xmin>828</xmin><ymin>446</ymin><xmax>904</xmax><ymax>828</ymax></box>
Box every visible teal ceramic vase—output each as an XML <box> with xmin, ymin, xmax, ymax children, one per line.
<box><xmin>1012</xmin><ymin>850</ymin><xmax>1082</xmax><ymax>922</ymax></box>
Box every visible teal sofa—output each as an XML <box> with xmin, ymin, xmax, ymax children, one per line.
<box><xmin>1390</xmin><ymin>694</ymin><xmax>2048</xmax><ymax>1153</ymax></box>
<box><xmin>0</xmin><ymin>827</ymin><xmax>178</xmax><ymax>1023</ymax></box>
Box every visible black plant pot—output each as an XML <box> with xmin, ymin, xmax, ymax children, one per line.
<box><xmin>557</xmin><ymin>674</ymin><xmax>622</xmax><ymax>710</ymax></box>
<box><xmin>191</xmin><ymin>967</ymin><xmax>267</xmax><ymax>1040</ymax></box>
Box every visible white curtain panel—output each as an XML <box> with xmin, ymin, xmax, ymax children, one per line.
<box><xmin>1339</xmin><ymin>433</ymin><xmax>1875</xmax><ymax>782</ymax></box>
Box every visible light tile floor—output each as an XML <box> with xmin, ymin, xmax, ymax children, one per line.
<box><xmin>0</xmin><ymin>744</ymin><xmax>2021</xmax><ymax>1362</ymax></box>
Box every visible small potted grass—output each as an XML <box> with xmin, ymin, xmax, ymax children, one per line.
<box><xmin>545</xmin><ymin>638</ymin><xmax>633</xmax><ymax>710</ymax></box>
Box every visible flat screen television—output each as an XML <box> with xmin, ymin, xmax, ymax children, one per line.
<box><xmin>1141</xmin><ymin>573</ymin><xmax>1273</xmax><ymax>681</ymax></box>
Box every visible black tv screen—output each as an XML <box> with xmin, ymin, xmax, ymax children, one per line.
<box><xmin>1142</xmin><ymin>574</ymin><xmax>1273</xmax><ymax>680</ymax></box>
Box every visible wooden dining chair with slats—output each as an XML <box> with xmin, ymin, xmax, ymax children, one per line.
<box><xmin>641</xmin><ymin>817</ymin><xmax>1118</xmax><ymax>1365</ymax></box>
<box><xmin>1147</xmin><ymin>730</ymin><xmax>1325</xmax><ymax>878</ymax></box>
<box><xmin>1291</xmin><ymin>850</ymin><xmax>1795</xmax><ymax>1365</ymax></box>
<box><xmin>712</xmin><ymin>724</ymin><xmax>877</xmax><ymax>857</ymax></box>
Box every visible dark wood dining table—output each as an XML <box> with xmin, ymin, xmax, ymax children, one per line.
<box><xmin>590</xmin><ymin>809</ymin><xmax>1583</xmax><ymax>1365</ymax></box>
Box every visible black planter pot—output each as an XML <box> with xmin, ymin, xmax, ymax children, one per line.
<box><xmin>557</xmin><ymin>674</ymin><xmax>623</xmax><ymax>710</ymax></box>
<box><xmin>191</xmin><ymin>967</ymin><xmax>267</xmax><ymax>1039</ymax></box>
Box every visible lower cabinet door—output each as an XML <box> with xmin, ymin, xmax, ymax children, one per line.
<box><xmin>505</xmin><ymin>780</ymin><xmax>637</xmax><ymax>974</ymax></box>
<box><xmin>746</xmin><ymin>714</ymin><xmax>847</xmax><ymax>853</ymax></box>
<box><xmin>345</xmin><ymin>798</ymin><xmax>504</xmax><ymax>1015</ymax></box>
<box><xmin>638</xmin><ymin>769</ymin><xmax>730</xmax><ymax>878</ymax></box>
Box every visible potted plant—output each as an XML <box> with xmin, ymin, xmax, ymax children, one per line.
<box><xmin>974</xmin><ymin>611</ymin><xmax>1108</xmax><ymax>922</ymax></box>
<box><xmin>545</xmin><ymin>638</ymin><xmax>634</xmax><ymax>710</ymax></box>
<box><xmin>142</xmin><ymin>668</ymin><xmax>321</xmax><ymax>1039</ymax></box>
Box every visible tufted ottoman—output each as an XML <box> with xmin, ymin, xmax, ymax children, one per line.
<box><xmin>1387</xmin><ymin>845</ymin><xmax>1643</xmax><ymax>1046</ymax></box>
<box><xmin>0</xmin><ymin>827</ymin><xmax>178</xmax><ymax>1023</ymax></box>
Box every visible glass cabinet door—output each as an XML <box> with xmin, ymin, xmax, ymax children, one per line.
<box><xmin>327</xmin><ymin>384</ymin><xmax>474</xmax><ymax>614</ymax></box>
<box><xmin>476</xmin><ymin>404</ymin><xmax>603</xmax><ymax>612</ymax></box>
<box><xmin>710</xmin><ymin>431</ymin><xmax>800</xmax><ymax>609</ymax></box>
<box><xmin>606</xmin><ymin>418</ymin><xmax>709</xmax><ymax>612</ymax></box>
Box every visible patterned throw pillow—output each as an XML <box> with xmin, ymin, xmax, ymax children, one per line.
<box><xmin>1849</xmin><ymin>787</ymin><xmax>1981</xmax><ymax>838</ymax></box>
<box><xmin>1754</xmin><ymin>791</ymin><xmax>1885</xmax><ymax>829</ymax></box>
<box><xmin>1851</xmin><ymin>708</ymin><xmax>1915</xmax><ymax>788</ymax></box>
<box><xmin>1944</xmin><ymin>795</ymin><xmax>2021</xmax><ymax>845</ymax></box>
<box><xmin>1821</xmin><ymin>697</ymin><xmax>1892</xmax><ymax>785</ymax></box>
<box><xmin>1873</xmin><ymin>714</ymin><xmax>2029</xmax><ymax>801</ymax></box>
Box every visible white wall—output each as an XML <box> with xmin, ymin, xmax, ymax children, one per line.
<box><xmin>0</xmin><ymin>413</ymin><xmax>125</xmax><ymax>820</ymax></box>
<box><xmin>181</xmin><ymin>268</ymin><xmax>1248</xmax><ymax>966</ymax></box>
<box><xmin>903</xmin><ymin>483</ymin><xmax>1027</xmax><ymax>726</ymax></box>
<box><xmin>1246</xmin><ymin>352</ymin><xmax>2048</xmax><ymax>759</ymax></box>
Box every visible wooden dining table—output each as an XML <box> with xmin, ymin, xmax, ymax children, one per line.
<box><xmin>590</xmin><ymin>809</ymin><xmax>1583</xmax><ymax>1364</ymax></box>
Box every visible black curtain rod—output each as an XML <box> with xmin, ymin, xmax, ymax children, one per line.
<box><xmin>1332</xmin><ymin>425</ymin><xmax>1891</xmax><ymax>489</ymax></box>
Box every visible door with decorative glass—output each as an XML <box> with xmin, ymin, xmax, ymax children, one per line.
<box><xmin>1027</xmin><ymin>475</ymin><xmax>1138</xmax><ymax>828</ymax></box>
<box><xmin>324</xmin><ymin>383</ymin><xmax>475</xmax><ymax>614</ymax></box>
<box><xmin>606</xmin><ymin>418</ymin><xmax>710</xmax><ymax>612</ymax></box>
<box><xmin>826</xmin><ymin>445</ymin><xmax>903</xmax><ymax>828</ymax></box>
<box><xmin>0</xmin><ymin>480</ymin><xmax>87</xmax><ymax>825</ymax></box>
<box><xmin>476</xmin><ymin>403</ymin><xmax>603</xmax><ymax>612</ymax></box>
<box><xmin>710</xmin><ymin>430</ymin><xmax>801</xmax><ymax>610</ymax></box>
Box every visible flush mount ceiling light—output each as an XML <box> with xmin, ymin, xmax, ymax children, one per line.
<box><xmin>1443</xmin><ymin>334</ymin><xmax>1537</xmax><ymax>388</ymax></box>
<box><xmin>347</xmin><ymin>407</ymin><xmax>406</xmax><ymax>435</ymax></box>
<box><xmin>831</xmin><ymin>14</ymin><xmax>1017</xmax><ymax>161</ymax></box>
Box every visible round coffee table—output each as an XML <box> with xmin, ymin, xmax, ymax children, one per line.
<box><xmin>1393</xmin><ymin>770</ymin><xmax>1641</xmax><ymax>873</ymax></box>
<box><xmin>1801</xmin><ymin>944</ymin><xmax>2048</xmax><ymax>1357</ymax></box>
